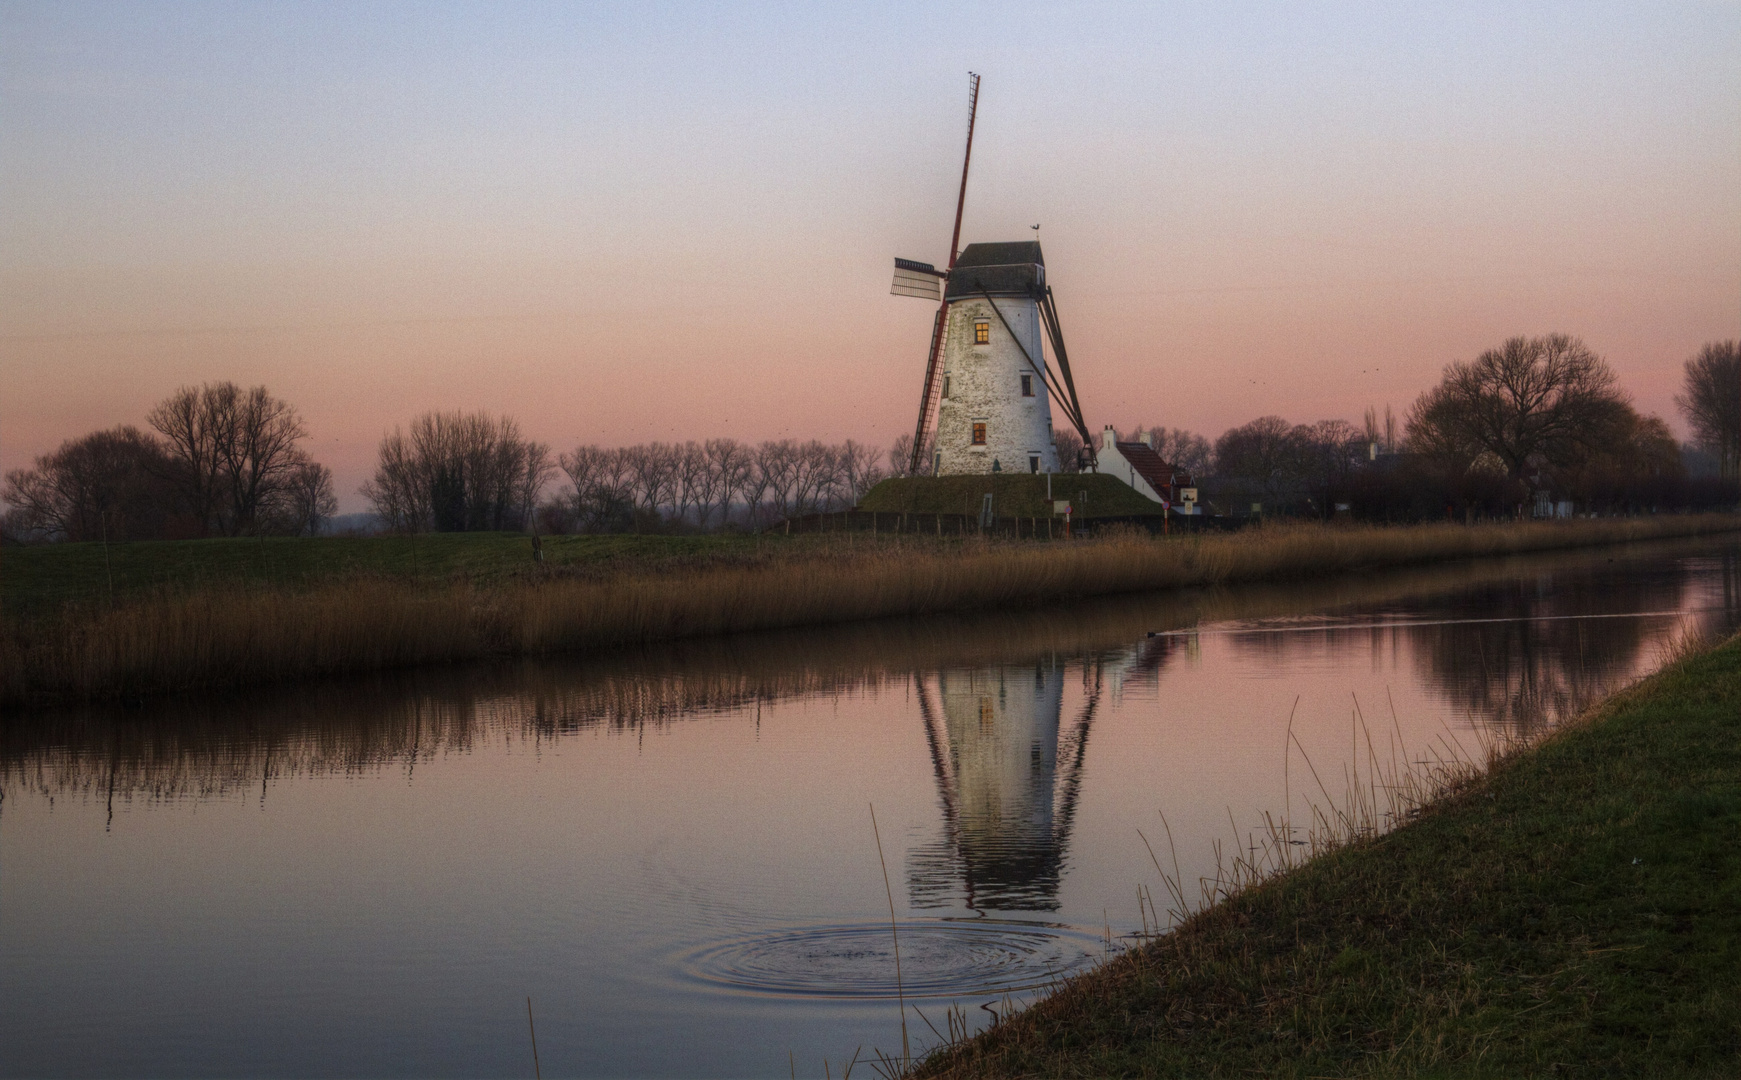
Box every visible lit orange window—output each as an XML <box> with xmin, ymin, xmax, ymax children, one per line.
<box><xmin>971</xmin><ymin>422</ymin><xmax>987</xmax><ymax>445</ymax></box>
<box><xmin>978</xmin><ymin>698</ymin><xmax>995</xmax><ymax>731</ymax></box>
<box><xmin>974</xmin><ymin>320</ymin><xmax>990</xmax><ymax>345</ymax></box>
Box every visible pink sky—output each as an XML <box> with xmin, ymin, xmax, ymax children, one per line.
<box><xmin>3</xmin><ymin>3</ymin><xmax>1737</xmax><ymax>510</ymax></box>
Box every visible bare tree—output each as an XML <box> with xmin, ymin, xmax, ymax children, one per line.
<box><xmin>362</xmin><ymin>411</ymin><xmax>546</xmax><ymax>532</ymax></box>
<box><xmin>1128</xmin><ymin>426</ymin><xmax>1212</xmax><ymax>477</ymax></box>
<box><xmin>1053</xmin><ymin>428</ymin><xmax>1085</xmax><ymax>474</ymax></box>
<box><xmin>283</xmin><ymin>460</ymin><xmax>338</xmax><ymax>536</ymax></box>
<box><xmin>1676</xmin><ymin>340</ymin><xmax>1740</xmax><ymax>481</ymax></box>
<box><xmin>216</xmin><ymin>384</ymin><xmax>309</xmax><ymax>534</ymax></box>
<box><xmin>841</xmin><ymin>439</ymin><xmax>885</xmax><ymax>504</ymax></box>
<box><xmin>694</xmin><ymin>438</ymin><xmax>747</xmax><ymax>529</ymax></box>
<box><xmin>1406</xmin><ymin>334</ymin><xmax>1633</xmax><ymax>485</ymax></box>
<box><xmin>1295</xmin><ymin>419</ymin><xmax>1361</xmax><ymax>516</ymax></box>
<box><xmin>671</xmin><ymin>441</ymin><xmax>707</xmax><ymax>526</ymax></box>
<box><xmin>886</xmin><ymin>433</ymin><xmax>935</xmax><ymax>477</ymax></box>
<box><xmin>146</xmin><ymin>385</ymin><xmax>227</xmax><ymax>535</ymax></box>
<box><xmin>2</xmin><ymin>426</ymin><xmax>178</xmax><ymax>541</ymax></box>
<box><xmin>1214</xmin><ymin>416</ymin><xmax>1303</xmax><ymax>504</ymax></box>
<box><xmin>145</xmin><ymin>382</ymin><xmax>313</xmax><ymax>535</ymax></box>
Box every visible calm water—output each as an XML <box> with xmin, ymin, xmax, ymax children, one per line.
<box><xmin>4</xmin><ymin>536</ymin><xmax>1738</xmax><ymax>1078</ymax></box>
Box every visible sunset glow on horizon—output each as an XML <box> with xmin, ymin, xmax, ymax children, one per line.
<box><xmin>4</xmin><ymin>2</ymin><xmax>1737</xmax><ymax>510</ymax></box>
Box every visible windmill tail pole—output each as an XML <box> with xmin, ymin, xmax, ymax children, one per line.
<box><xmin>908</xmin><ymin>302</ymin><xmax>950</xmax><ymax>474</ymax></box>
<box><xmin>907</xmin><ymin>72</ymin><xmax>981</xmax><ymax>476</ymax></box>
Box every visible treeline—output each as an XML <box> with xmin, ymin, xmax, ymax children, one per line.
<box><xmin>3</xmin><ymin>382</ymin><xmax>335</xmax><ymax>542</ymax></box>
<box><xmin>5</xmin><ymin>338</ymin><xmax>1736</xmax><ymax>542</ymax></box>
<box><xmin>548</xmin><ymin>438</ymin><xmax>886</xmax><ymax>532</ymax></box>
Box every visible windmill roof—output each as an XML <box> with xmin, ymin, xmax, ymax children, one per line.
<box><xmin>945</xmin><ymin>241</ymin><xmax>1046</xmax><ymax>300</ymax></box>
<box><xmin>954</xmin><ymin>241</ymin><xmax>1044</xmax><ymax>268</ymax></box>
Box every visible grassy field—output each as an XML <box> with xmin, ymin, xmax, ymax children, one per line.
<box><xmin>0</xmin><ymin>531</ymin><xmax>794</xmax><ymax>621</ymax></box>
<box><xmin>859</xmin><ymin>474</ymin><xmax>1167</xmax><ymax>518</ymax></box>
<box><xmin>914</xmin><ymin>634</ymin><xmax>1741</xmax><ymax>1079</ymax></box>
<box><xmin>3</xmin><ymin>516</ymin><xmax>1737</xmax><ymax>706</ymax></box>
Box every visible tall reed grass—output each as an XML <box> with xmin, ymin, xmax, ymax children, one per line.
<box><xmin>4</xmin><ymin>515</ymin><xmax>1736</xmax><ymax>706</ymax></box>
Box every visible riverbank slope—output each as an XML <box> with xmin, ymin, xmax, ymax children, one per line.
<box><xmin>4</xmin><ymin>516</ymin><xmax>1736</xmax><ymax>706</ymax></box>
<box><xmin>916</xmin><ymin>633</ymin><xmax>1741</xmax><ymax>1078</ymax></box>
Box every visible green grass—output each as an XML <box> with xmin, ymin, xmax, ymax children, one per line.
<box><xmin>858</xmin><ymin>474</ymin><xmax>1166</xmax><ymax>518</ymax></box>
<box><xmin>0</xmin><ymin>531</ymin><xmax>781</xmax><ymax>621</ymax></box>
<box><xmin>918</xmin><ymin>635</ymin><xmax>1741</xmax><ymax>1078</ymax></box>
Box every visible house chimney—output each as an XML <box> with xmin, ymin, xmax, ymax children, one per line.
<box><xmin>1139</xmin><ymin>430</ymin><xmax>1152</xmax><ymax>448</ymax></box>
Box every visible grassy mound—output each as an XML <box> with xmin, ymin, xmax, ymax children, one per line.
<box><xmin>916</xmin><ymin>634</ymin><xmax>1741</xmax><ymax>1078</ymax></box>
<box><xmin>858</xmin><ymin>474</ymin><xmax>1162</xmax><ymax>518</ymax></box>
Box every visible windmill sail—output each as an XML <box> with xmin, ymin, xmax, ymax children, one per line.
<box><xmin>891</xmin><ymin>258</ymin><xmax>946</xmax><ymax>299</ymax></box>
<box><xmin>906</xmin><ymin>72</ymin><xmax>981</xmax><ymax>475</ymax></box>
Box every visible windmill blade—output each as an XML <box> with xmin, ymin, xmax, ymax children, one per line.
<box><xmin>978</xmin><ymin>288</ymin><xmax>1087</xmax><ymax>440</ymax></box>
<box><xmin>891</xmin><ymin>258</ymin><xmax>946</xmax><ymax>300</ymax></box>
<box><xmin>1040</xmin><ymin>287</ymin><xmax>1092</xmax><ymax>445</ymax></box>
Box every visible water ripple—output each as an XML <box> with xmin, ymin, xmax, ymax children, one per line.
<box><xmin>675</xmin><ymin>920</ymin><xmax>1101</xmax><ymax>999</ymax></box>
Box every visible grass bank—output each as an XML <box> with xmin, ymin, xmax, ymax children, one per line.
<box><xmin>914</xmin><ymin>633</ymin><xmax>1741</xmax><ymax>1079</ymax></box>
<box><xmin>0</xmin><ymin>531</ymin><xmax>777</xmax><ymax>622</ymax></box>
<box><xmin>859</xmin><ymin>474</ymin><xmax>1167</xmax><ymax>517</ymax></box>
<box><xmin>3</xmin><ymin>515</ymin><xmax>1736</xmax><ymax>707</ymax></box>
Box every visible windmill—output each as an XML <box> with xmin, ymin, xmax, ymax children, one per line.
<box><xmin>891</xmin><ymin>74</ymin><xmax>1094</xmax><ymax>476</ymax></box>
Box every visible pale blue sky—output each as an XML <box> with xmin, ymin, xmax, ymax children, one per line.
<box><xmin>4</xmin><ymin>2</ymin><xmax>1737</xmax><ymax>505</ymax></box>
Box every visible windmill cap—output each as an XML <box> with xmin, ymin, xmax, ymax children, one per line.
<box><xmin>945</xmin><ymin>241</ymin><xmax>1046</xmax><ymax>300</ymax></box>
<box><xmin>954</xmin><ymin>241</ymin><xmax>1044</xmax><ymax>268</ymax></box>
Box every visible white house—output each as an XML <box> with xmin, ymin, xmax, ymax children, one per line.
<box><xmin>1095</xmin><ymin>426</ymin><xmax>1199</xmax><ymax>513</ymax></box>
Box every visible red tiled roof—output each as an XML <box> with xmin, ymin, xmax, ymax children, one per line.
<box><xmin>1115</xmin><ymin>441</ymin><xmax>1178</xmax><ymax>494</ymax></box>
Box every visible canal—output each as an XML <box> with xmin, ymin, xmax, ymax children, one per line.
<box><xmin>3</xmin><ymin>535</ymin><xmax>1737</xmax><ymax>1077</ymax></box>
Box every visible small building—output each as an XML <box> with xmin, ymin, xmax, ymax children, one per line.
<box><xmin>1095</xmin><ymin>426</ymin><xmax>1199</xmax><ymax>513</ymax></box>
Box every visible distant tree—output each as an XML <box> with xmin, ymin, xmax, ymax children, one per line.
<box><xmin>282</xmin><ymin>461</ymin><xmax>338</xmax><ymax>537</ymax></box>
<box><xmin>1552</xmin><ymin>411</ymin><xmax>1686</xmax><ymax>513</ymax></box>
<box><xmin>1125</xmin><ymin>425</ymin><xmax>1212</xmax><ymax>477</ymax></box>
<box><xmin>146</xmin><ymin>385</ymin><xmax>228</xmax><ymax>534</ymax></box>
<box><xmin>1052</xmin><ymin>428</ymin><xmax>1085</xmax><ymax>473</ymax></box>
<box><xmin>1406</xmin><ymin>334</ymin><xmax>1633</xmax><ymax>488</ymax></box>
<box><xmin>1362</xmin><ymin>404</ymin><xmax>1399</xmax><ymax>454</ymax></box>
<box><xmin>2</xmin><ymin>426</ymin><xmax>179</xmax><ymax>541</ymax></box>
<box><xmin>887</xmin><ymin>433</ymin><xmax>937</xmax><ymax>477</ymax></box>
<box><xmin>1675</xmin><ymin>340</ymin><xmax>1740</xmax><ymax>481</ymax></box>
<box><xmin>841</xmin><ymin>439</ymin><xmax>885</xmax><ymax>504</ymax></box>
<box><xmin>1294</xmin><ymin>419</ymin><xmax>1361</xmax><ymax>517</ymax></box>
<box><xmin>1214</xmin><ymin>416</ymin><xmax>1304</xmax><ymax>505</ymax></box>
<box><xmin>362</xmin><ymin>411</ymin><xmax>548</xmax><ymax>533</ymax></box>
<box><xmin>148</xmin><ymin>382</ymin><xmax>313</xmax><ymax>535</ymax></box>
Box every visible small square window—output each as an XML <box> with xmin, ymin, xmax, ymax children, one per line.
<box><xmin>971</xmin><ymin>422</ymin><xmax>987</xmax><ymax>446</ymax></box>
<box><xmin>1020</xmin><ymin>374</ymin><xmax>1034</xmax><ymax>397</ymax></box>
<box><xmin>974</xmin><ymin>320</ymin><xmax>990</xmax><ymax>345</ymax></box>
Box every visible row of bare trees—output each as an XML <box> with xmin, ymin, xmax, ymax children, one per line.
<box><xmin>3</xmin><ymin>382</ymin><xmax>335</xmax><ymax>541</ymax></box>
<box><xmin>550</xmin><ymin>438</ymin><xmax>885</xmax><ymax>533</ymax></box>
<box><xmin>361</xmin><ymin>412</ymin><xmax>553</xmax><ymax>533</ymax></box>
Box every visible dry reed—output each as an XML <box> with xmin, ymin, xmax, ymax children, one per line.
<box><xmin>5</xmin><ymin>515</ymin><xmax>1736</xmax><ymax>706</ymax></box>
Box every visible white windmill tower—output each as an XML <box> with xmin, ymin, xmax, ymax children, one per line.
<box><xmin>891</xmin><ymin>74</ymin><xmax>1094</xmax><ymax>476</ymax></box>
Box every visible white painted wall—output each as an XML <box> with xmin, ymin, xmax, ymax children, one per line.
<box><xmin>935</xmin><ymin>297</ymin><xmax>1061</xmax><ymax>475</ymax></box>
<box><xmin>1096</xmin><ymin>426</ymin><xmax>1165</xmax><ymax>504</ymax></box>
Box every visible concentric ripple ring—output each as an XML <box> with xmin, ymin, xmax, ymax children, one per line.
<box><xmin>676</xmin><ymin>920</ymin><xmax>1101</xmax><ymax>999</ymax></box>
